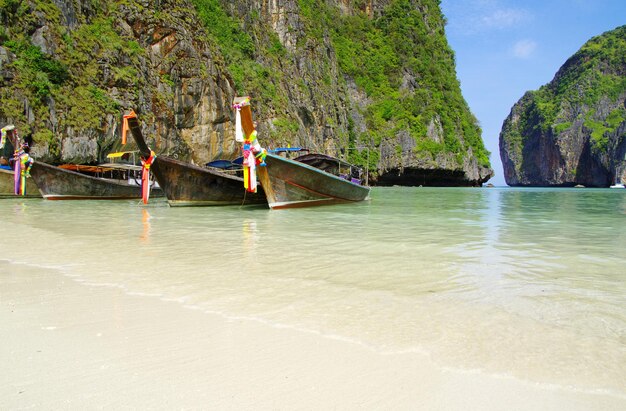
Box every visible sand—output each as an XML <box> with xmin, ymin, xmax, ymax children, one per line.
<box><xmin>2</xmin><ymin>262</ymin><xmax>625</xmax><ymax>410</ymax></box>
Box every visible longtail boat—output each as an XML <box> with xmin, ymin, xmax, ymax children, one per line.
<box><xmin>233</xmin><ymin>96</ymin><xmax>371</xmax><ymax>209</ymax></box>
<box><xmin>124</xmin><ymin>111</ymin><xmax>267</xmax><ymax>207</ymax></box>
<box><xmin>29</xmin><ymin>160</ymin><xmax>150</xmax><ymax>200</ymax></box>
<box><xmin>256</xmin><ymin>152</ymin><xmax>371</xmax><ymax>209</ymax></box>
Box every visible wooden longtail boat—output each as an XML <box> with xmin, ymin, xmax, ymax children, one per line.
<box><xmin>233</xmin><ymin>96</ymin><xmax>371</xmax><ymax>209</ymax></box>
<box><xmin>256</xmin><ymin>153</ymin><xmax>371</xmax><ymax>209</ymax></box>
<box><xmin>29</xmin><ymin>161</ymin><xmax>148</xmax><ymax>200</ymax></box>
<box><xmin>125</xmin><ymin>112</ymin><xmax>267</xmax><ymax>207</ymax></box>
<box><xmin>0</xmin><ymin>168</ymin><xmax>40</xmax><ymax>198</ymax></box>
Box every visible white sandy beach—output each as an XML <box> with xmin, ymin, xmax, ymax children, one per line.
<box><xmin>2</xmin><ymin>262</ymin><xmax>625</xmax><ymax>411</ymax></box>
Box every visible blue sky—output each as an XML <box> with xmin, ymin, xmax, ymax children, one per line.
<box><xmin>439</xmin><ymin>0</ymin><xmax>626</xmax><ymax>185</ymax></box>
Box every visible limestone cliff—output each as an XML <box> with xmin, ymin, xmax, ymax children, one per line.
<box><xmin>0</xmin><ymin>0</ymin><xmax>493</xmax><ymax>185</ymax></box>
<box><xmin>500</xmin><ymin>25</ymin><xmax>626</xmax><ymax>187</ymax></box>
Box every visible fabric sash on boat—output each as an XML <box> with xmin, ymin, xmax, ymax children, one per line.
<box><xmin>233</xmin><ymin>97</ymin><xmax>266</xmax><ymax>193</ymax></box>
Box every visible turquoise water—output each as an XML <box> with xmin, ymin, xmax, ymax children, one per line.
<box><xmin>1</xmin><ymin>187</ymin><xmax>625</xmax><ymax>396</ymax></box>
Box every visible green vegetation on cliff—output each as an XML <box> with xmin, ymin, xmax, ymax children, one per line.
<box><xmin>330</xmin><ymin>0</ymin><xmax>489</xmax><ymax>166</ymax></box>
<box><xmin>519</xmin><ymin>25</ymin><xmax>626</xmax><ymax>154</ymax></box>
<box><xmin>0</xmin><ymin>1</ymin><xmax>143</xmax><ymax>156</ymax></box>
<box><xmin>500</xmin><ymin>25</ymin><xmax>626</xmax><ymax>187</ymax></box>
<box><xmin>190</xmin><ymin>0</ymin><xmax>286</xmax><ymax>108</ymax></box>
<box><xmin>1</xmin><ymin>0</ymin><xmax>491</xmax><ymax>180</ymax></box>
<box><xmin>190</xmin><ymin>0</ymin><xmax>490</xmax><ymax>169</ymax></box>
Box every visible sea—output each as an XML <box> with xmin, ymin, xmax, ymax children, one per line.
<box><xmin>1</xmin><ymin>186</ymin><xmax>625</xmax><ymax>398</ymax></box>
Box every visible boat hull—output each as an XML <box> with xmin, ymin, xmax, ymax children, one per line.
<box><xmin>30</xmin><ymin>161</ymin><xmax>145</xmax><ymax>200</ymax></box>
<box><xmin>126</xmin><ymin>114</ymin><xmax>266</xmax><ymax>207</ymax></box>
<box><xmin>256</xmin><ymin>153</ymin><xmax>371</xmax><ymax>209</ymax></box>
<box><xmin>0</xmin><ymin>168</ymin><xmax>41</xmax><ymax>198</ymax></box>
<box><xmin>149</xmin><ymin>156</ymin><xmax>267</xmax><ymax>207</ymax></box>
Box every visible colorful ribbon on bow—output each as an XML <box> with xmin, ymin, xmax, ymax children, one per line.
<box><xmin>141</xmin><ymin>150</ymin><xmax>156</xmax><ymax>204</ymax></box>
<box><xmin>14</xmin><ymin>145</ymin><xmax>33</xmax><ymax>196</ymax></box>
<box><xmin>233</xmin><ymin>97</ymin><xmax>266</xmax><ymax>193</ymax></box>
<box><xmin>242</xmin><ymin>130</ymin><xmax>266</xmax><ymax>193</ymax></box>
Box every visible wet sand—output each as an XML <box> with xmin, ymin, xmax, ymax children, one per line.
<box><xmin>2</xmin><ymin>262</ymin><xmax>625</xmax><ymax>410</ymax></box>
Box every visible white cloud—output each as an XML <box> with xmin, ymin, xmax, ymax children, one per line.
<box><xmin>442</xmin><ymin>0</ymin><xmax>533</xmax><ymax>35</ymax></box>
<box><xmin>481</xmin><ymin>9</ymin><xmax>530</xmax><ymax>29</ymax></box>
<box><xmin>512</xmin><ymin>39</ymin><xmax>537</xmax><ymax>59</ymax></box>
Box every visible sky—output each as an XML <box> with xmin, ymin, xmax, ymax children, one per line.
<box><xmin>439</xmin><ymin>0</ymin><xmax>626</xmax><ymax>186</ymax></box>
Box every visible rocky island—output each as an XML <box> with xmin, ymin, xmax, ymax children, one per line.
<box><xmin>0</xmin><ymin>0</ymin><xmax>492</xmax><ymax>186</ymax></box>
<box><xmin>500</xmin><ymin>25</ymin><xmax>626</xmax><ymax>187</ymax></box>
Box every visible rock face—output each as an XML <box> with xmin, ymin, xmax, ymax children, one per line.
<box><xmin>500</xmin><ymin>25</ymin><xmax>626</xmax><ymax>187</ymax></box>
<box><xmin>0</xmin><ymin>0</ymin><xmax>493</xmax><ymax>185</ymax></box>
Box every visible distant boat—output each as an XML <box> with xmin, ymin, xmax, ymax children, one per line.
<box><xmin>233</xmin><ymin>96</ymin><xmax>371</xmax><ymax>209</ymax></box>
<box><xmin>0</xmin><ymin>168</ymin><xmax>40</xmax><ymax>198</ymax></box>
<box><xmin>124</xmin><ymin>112</ymin><xmax>267</xmax><ymax>207</ymax></box>
<box><xmin>29</xmin><ymin>160</ymin><xmax>155</xmax><ymax>200</ymax></box>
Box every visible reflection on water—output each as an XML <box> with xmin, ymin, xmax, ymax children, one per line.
<box><xmin>1</xmin><ymin>188</ymin><xmax>625</xmax><ymax>396</ymax></box>
<box><xmin>140</xmin><ymin>208</ymin><xmax>151</xmax><ymax>243</ymax></box>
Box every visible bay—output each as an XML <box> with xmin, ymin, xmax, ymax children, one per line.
<box><xmin>1</xmin><ymin>187</ymin><xmax>625</xmax><ymax>398</ymax></box>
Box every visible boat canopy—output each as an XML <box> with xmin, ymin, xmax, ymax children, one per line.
<box><xmin>97</xmin><ymin>163</ymin><xmax>142</xmax><ymax>171</ymax></box>
<box><xmin>59</xmin><ymin>163</ymin><xmax>141</xmax><ymax>173</ymax></box>
<box><xmin>103</xmin><ymin>151</ymin><xmax>140</xmax><ymax>169</ymax></box>
<box><xmin>269</xmin><ymin>147</ymin><xmax>309</xmax><ymax>154</ymax></box>
<box><xmin>59</xmin><ymin>164</ymin><xmax>112</xmax><ymax>173</ymax></box>
<box><xmin>106</xmin><ymin>151</ymin><xmax>139</xmax><ymax>158</ymax></box>
<box><xmin>294</xmin><ymin>153</ymin><xmax>364</xmax><ymax>183</ymax></box>
<box><xmin>206</xmin><ymin>159</ymin><xmax>236</xmax><ymax>169</ymax></box>
<box><xmin>294</xmin><ymin>153</ymin><xmax>355</xmax><ymax>169</ymax></box>
<box><xmin>206</xmin><ymin>157</ymin><xmax>244</xmax><ymax>169</ymax></box>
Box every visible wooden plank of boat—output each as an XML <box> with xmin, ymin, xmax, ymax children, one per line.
<box><xmin>29</xmin><ymin>161</ymin><xmax>144</xmax><ymax>200</ymax></box>
<box><xmin>233</xmin><ymin>96</ymin><xmax>371</xmax><ymax>209</ymax></box>
<box><xmin>125</xmin><ymin>112</ymin><xmax>266</xmax><ymax>207</ymax></box>
<box><xmin>0</xmin><ymin>168</ymin><xmax>41</xmax><ymax>198</ymax></box>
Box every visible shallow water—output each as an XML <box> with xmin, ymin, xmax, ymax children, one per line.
<box><xmin>1</xmin><ymin>187</ymin><xmax>625</xmax><ymax>397</ymax></box>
